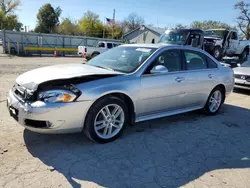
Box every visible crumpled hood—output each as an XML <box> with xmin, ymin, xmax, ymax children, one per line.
<box><xmin>16</xmin><ymin>63</ymin><xmax>121</xmax><ymax>91</ymax></box>
<box><xmin>233</xmin><ymin>67</ymin><xmax>250</xmax><ymax>76</ymax></box>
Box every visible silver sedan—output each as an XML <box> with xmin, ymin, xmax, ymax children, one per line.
<box><xmin>7</xmin><ymin>44</ymin><xmax>234</xmax><ymax>143</ymax></box>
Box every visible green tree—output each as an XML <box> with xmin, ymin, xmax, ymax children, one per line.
<box><xmin>234</xmin><ymin>1</ymin><xmax>250</xmax><ymax>39</ymax></box>
<box><xmin>103</xmin><ymin>23</ymin><xmax>124</xmax><ymax>39</ymax></box>
<box><xmin>172</xmin><ymin>24</ymin><xmax>188</xmax><ymax>30</ymax></box>
<box><xmin>56</xmin><ymin>17</ymin><xmax>79</xmax><ymax>35</ymax></box>
<box><xmin>78</xmin><ymin>11</ymin><xmax>103</xmax><ymax>37</ymax></box>
<box><xmin>0</xmin><ymin>0</ymin><xmax>22</xmax><ymax>30</ymax></box>
<box><xmin>191</xmin><ymin>20</ymin><xmax>234</xmax><ymax>30</ymax></box>
<box><xmin>35</xmin><ymin>3</ymin><xmax>62</xmax><ymax>33</ymax></box>
<box><xmin>4</xmin><ymin>14</ymin><xmax>22</xmax><ymax>30</ymax></box>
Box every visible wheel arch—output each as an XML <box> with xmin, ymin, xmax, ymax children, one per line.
<box><xmin>213</xmin><ymin>84</ymin><xmax>226</xmax><ymax>103</ymax></box>
<box><xmin>10</xmin><ymin>47</ymin><xmax>17</xmax><ymax>54</ymax></box>
<box><xmin>83</xmin><ymin>92</ymin><xmax>136</xmax><ymax>130</ymax></box>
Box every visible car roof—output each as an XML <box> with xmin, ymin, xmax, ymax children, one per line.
<box><xmin>121</xmin><ymin>43</ymin><xmax>175</xmax><ymax>49</ymax></box>
<box><xmin>120</xmin><ymin>43</ymin><xmax>204</xmax><ymax>51</ymax></box>
<box><xmin>120</xmin><ymin>43</ymin><xmax>217</xmax><ymax>60</ymax></box>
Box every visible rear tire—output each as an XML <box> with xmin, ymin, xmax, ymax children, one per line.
<box><xmin>203</xmin><ymin>86</ymin><xmax>225</xmax><ymax>115</ymax></box>
<box><xmin>10</xmin><ymin>47</ymin><xmax>16</xmax><ymax>55</ymax></box>
<box><xmin>84</xmin><ymin>96</ymin><xmax>128</xmax><ymax>143</ymax></box>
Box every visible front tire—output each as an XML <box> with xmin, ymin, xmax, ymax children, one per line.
<box><xmin>84</xmin><ymin>96</ymin><xmax>128</xmax><ymax>143</ymax></box>
<box><xmin>203</xmin><ymin>87</ymin><xmax>225</xmax><ymax>115</ymax></box>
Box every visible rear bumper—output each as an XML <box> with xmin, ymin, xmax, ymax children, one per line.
<box><xmin>7</xmin><ymin>89</ymin><xmax>92</xmax><ymax>134</ymax></box>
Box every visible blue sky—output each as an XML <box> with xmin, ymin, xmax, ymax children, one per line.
<box><xmin>18</xmin><ymin>0</ymin><xmax>239</xmax><ymax>30</ymax></box>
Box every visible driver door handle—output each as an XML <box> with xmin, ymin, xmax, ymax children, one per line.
<box><xmin>208</xmin><ymin>74</ymin><xmax>214</xmax><ymax>79</ymax></box>
<box><xmin>175</xmin><ymin>77</ymin><xmax>185</xmax><ymax>83</ymax></box>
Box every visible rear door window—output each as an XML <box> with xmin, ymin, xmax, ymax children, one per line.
<box><xmin>98</xmin><ymin>42</ymin><xmax>105</xmax><ymax>48</ymax></box>
<box><xmin>184</xmin><ymin>51</ymin><xmax>207</xmax><ymax>70</ymax></box>
<box><xmin>145</xmin><ymin>49</ymin><xmax>182</xmax><ymax>74</ymax></box>
<box><xmin>107</xmin><ymin>43</ymin><xmax>113</xmax><ymax>49</ymax></box>
<box><xmin>206</xmin><ymin>57</ymin><xmax>218</xmax><ymax>69</ymax></box>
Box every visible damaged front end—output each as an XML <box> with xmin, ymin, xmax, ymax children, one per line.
<box><xmin>7</xmin><ymin>74</ymin><xmax>118</xmax><ymax>133</ymax></box>
<box><xmin>204</xmin><ymin>37</ymin><xmax>223</xmax><ymax>54</ymax></box>
<box><xmin>14</xmin><ymin>74</ymin><xmax>118</xmax><ymax>103</ymax></box>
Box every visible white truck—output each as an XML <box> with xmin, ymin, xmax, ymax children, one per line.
<box><xmin>78</xmin><ymin>41</ymin><xmax>122</xmax><ymax>60</ymax></box>
<box><xmin>204</xmin><ymin>29</ymin><xmax>250</xmax><ymax>60</ymax></box>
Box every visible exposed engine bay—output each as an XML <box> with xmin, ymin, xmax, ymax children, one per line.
<box><xmin>13</xmin><ymin>74</ymin><xmax>118</xmax><ymax>103</ymax></box>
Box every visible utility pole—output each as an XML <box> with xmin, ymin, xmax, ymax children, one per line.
<box><xmin>112</xmin><ymin>9</ymin><xmax>115</xmax><ymax>39</ymax></box>
<box><xmin>103</xmin><ymin>17</ymin><xmax>105</xmax><ymax>38</ymax></box>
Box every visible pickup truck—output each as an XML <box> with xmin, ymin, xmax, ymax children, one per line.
<box><xmin>204</xmin><ymin>29</ymin><xmax>250</xmax><ymax>60</ymax></box>
<box><xmin>78</xmin><ymin>41</ymin><xmax>122</xmax><ymax>60</ymax></box>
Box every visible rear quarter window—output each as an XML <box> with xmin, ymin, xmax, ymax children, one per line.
<box><xmin>206</xmin><ymin>57</ymin><xmax>218</xmax><ymax>68</ymax></box>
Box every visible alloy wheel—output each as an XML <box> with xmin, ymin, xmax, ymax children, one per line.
<box><xmin>209</xmin><ymin>90</ymin><xmax>222</xmax><ymax>113</ymax></box>
<box><xmin>94</xmin><ymin>104</ymin><xmax>125</xmax><ymax>139</ymax></box>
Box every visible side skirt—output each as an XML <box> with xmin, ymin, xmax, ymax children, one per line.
<box><xmin>135</xmin><ymin>106</ymin><xmax>202</xmax><ymax>123</ymax></box>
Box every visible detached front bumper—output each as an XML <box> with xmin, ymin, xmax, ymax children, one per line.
<box><xmin>7</xmin><ymin>90</ymin><xmax>92</xmax><ymax>134</ymax></box>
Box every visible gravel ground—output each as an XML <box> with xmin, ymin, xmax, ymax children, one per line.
<box><xmin>0</xmin><ymin>56</ymin><xmax>250</xmax><ymax>188</ymax></box>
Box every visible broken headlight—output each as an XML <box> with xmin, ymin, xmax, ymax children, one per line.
<box><xmin>38</xmin><ymin>90</ymin><xmax>77</xmax><ymax>103</ymax></box>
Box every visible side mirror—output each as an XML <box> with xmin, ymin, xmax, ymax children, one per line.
<box><xmin>150</xmin><ymin>65</ymin><xmax>169</xmax><ymax>74</ymax></box>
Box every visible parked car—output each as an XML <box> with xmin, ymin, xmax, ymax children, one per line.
<box><xmin>7</xmin><ymin>44</ymin><xmax>234</xmax><ymax>143</ymax></box>
<box><xmin>204</xmin><ymin>29</ymin><xmax>250</xmax><ymax>60</ymax></box>
<box><xmin>78</xmin><ymin>41</ymin><xmax>122</xmax><ymax>59</ymax></box>
<box><xmin>233</xmin><ymin>60</ymin><xmax>250</xmax><ymax>90</ymax></box>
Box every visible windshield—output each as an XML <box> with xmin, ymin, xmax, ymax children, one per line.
<box><xmin>204</xmin><ymin>30</ymin><xmax>227</xmax><ymax>38</ymax></box>
<box><xmin>159</xmin><ymin>31</ymin><xmax>188</xmax><ymax>45</ymax></box>
<box><xmin>241</xmin><ymin>61</ymin><xmax>250</xmax><ymax>67</ymax></box>
<box><xmin>87</xmin><ymin>46</ymin><xmax>156</xmax><ymax>73</ymax></box>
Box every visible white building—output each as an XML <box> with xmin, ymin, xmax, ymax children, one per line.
<box><xmin>123</xmin><ymin>25</ymin><xmax>166</xmax><ymax>44</ymax></box>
